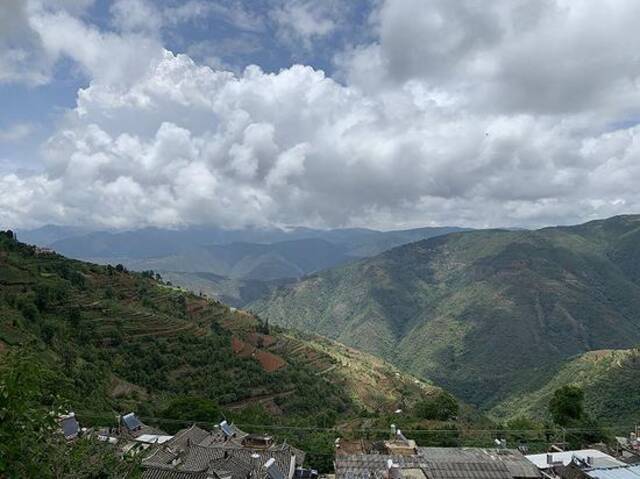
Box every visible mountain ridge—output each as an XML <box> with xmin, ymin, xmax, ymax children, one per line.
<box><xmin>251</xmin><ymin>214</ymin><xmax>640</xmax><ymax>415</ymax></box>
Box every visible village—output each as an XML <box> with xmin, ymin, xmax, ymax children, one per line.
<box><xmin>57</xmin><ymin>411</ymin><xmax>640</xmax><ymax>479</ymax></box>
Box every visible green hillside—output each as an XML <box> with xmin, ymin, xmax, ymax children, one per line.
<box><xmin>491</xmin><ymin>348</ymin><xmax>640</xmax><ymax>425</ymax></box>
<box><xmin>0</xmin><ymin>230</ymin><xmax>486</xmax><ymax>474</ymax></box>
<box><xmin>251</xmin><ymin>215</ymin><xmax>640</xmax><ymax>414</ymax></box>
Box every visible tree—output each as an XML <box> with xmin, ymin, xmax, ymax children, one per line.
<box><xmin>0</xmin><ymin>351</ymin><xmax>141</xmax><ymax>478</ymax></box>
<box><xmin>549</xmin><ymin>385</ymin><xmax>584</xmax><ymax>426</ymax></box>
<box><xmin>0</xmin><ymin>351</ymin><xmax>59</xmax><ymax>476</ymax></box>
<box><xmin>415</xmin><ymin>391</ymin><xmax>459</xmax><ymax>421</ymax></box>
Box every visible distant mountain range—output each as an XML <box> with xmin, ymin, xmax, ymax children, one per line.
<box><xmin>251</xmin><ymin>214</ymin><xmax>640</xmax><ymax>421</ymax></box>
<box><xmin>16</xmin><ymin>224</ymin><xmax>469</xmax><ymax>304</ymax></box>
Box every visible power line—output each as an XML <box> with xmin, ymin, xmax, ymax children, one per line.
<box><xmin>74</xmin><ymin>412</ymin><xmax>634</xmax><ymax>434</ymax></box>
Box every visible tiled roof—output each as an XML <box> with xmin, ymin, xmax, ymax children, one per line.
<box><xmin>198</xmin><ymin>432</ymin><xmax>229</xmax><ymax>447</ymax></box>
<box><xmin>210</xmin><ymin>455</ymin><xmax>257</xmax><ymax>479</ymax></box>
<box><xmin>426</xmin><ymin>460</ymin><xmax>511</xmax><ymax>479</ymax></box>
<box><xmin>142</xmin><ymin>426</ymin><xmax>297</xmax><ymax>479</ymax></box>
<box><xmin>215</xmin><ymin>445</ymin><xmax>295</xmax><ymax>476</ymax></box>
<box><xmin>143</xmin><ymin>447</ymin><xmax>179</xmax><ymax>467</ymax></box>
<box><xmin>181</xmin><ymin>444</ymin><xmax>226</xmax><ymax>471</ymax></box>
<box><xmin>335</xmin><ymin>448</ymin><xmax>538</xmax><ymax>479</ymax></box>
<box><xmin>170</xmin><ymin>425</ymin><xmax>213</xmax><ymax>451</ymax></box>
<box><xmin>497</xmin><ymin>451</ymin><xmax>540</xmax><ymax>478</ymax></box>
<box><xmin>142</xmin><ymin>468</ymin><xmax>209</xmax><ymax>479</ymax></box>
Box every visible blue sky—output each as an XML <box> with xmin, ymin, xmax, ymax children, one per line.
<box><xmin>0</xmin><ymin>0</ymin><xmax>374</xmax><ymax>171</ymax></box>
<box><xmin>2</xmin><ymin>0</ymin><xmax>640</xmax><ymax>230</ymax></box>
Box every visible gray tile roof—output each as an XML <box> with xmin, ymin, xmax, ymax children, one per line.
<box><xmin>181</xmin><ymin>445</ymin><xmax>226</xmax><ymax>471</ymax></box>
<box><xmin>335</xmin><ymin>448</ymin><xmax>539</xmax><ymax>479</ymax></box>
<box><xmin>143</xmin><ymin>447</ymin><xmax>179</xmax><ymax>467</ymax></box>
<box><xmin>426</xmin><ymin>461</ymin><xmax>511</xmax><ymax>479</ymax></box>
<box><xmin>142</xmin><ymin>424</ymin><xmax>297</xmax><ymax>479</ymax></box>
<box><xmin>171</xmin><ymin>425</ymin><xmax>213</xmax><ymax>451</ymax></box>
<box><xmin>142</xmin><ymin>468</ymin><xmax>209</xmax><ymax>479</ymax></box>
<box><xmin>496</xmin><ymin>451</ymin><xmax>540</xmax><ymax>479</ymax></box>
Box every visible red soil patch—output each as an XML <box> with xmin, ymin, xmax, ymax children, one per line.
<box><xmin>231</xmin><ymin>337</ymin><xmax>253</xmax><ymax>357</ymax></box>
<box><xmin>231</xmin><ymin>337</ymin><xmax>286</xmax><ymax>372</ymax></box>
<box><xmin>255</xmin><ymin>350</ymin><xmax>286</xmax><ymax>372</ymax></box>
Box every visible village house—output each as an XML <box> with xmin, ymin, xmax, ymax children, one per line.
<box><xmin>58</xmin><ymin>412</ymin><xmax>81</xmax><ymax>441</ymax></box>
<box><xmin>334</xmin><ymin>428</ymin><xmax>540</xmax><ymax>479</ymax></box>
<box><xmin>525</xmin><ymin>449</ymin><xmax>640</xmax><ymax>479</ymax></box>
<box><xmin>141</xmin><ymin>421</ymin><xmax>306</xmax><ymax>479</ymax></box>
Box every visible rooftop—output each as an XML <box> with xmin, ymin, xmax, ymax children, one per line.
<box><xmin>525</xmin><ymin>450</ymin><xmax>625</xmax><ymax>470</ymax></box>
<box><xmin>335</xmin><ymin>447</ymin><xmax>539</xmax><ymax>479</ymax></box>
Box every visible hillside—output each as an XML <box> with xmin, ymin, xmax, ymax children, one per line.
<box><xmin>491</xmin><ymin>348</ymin><xmax>640</xmax><ymax>425</ymax></box>
<box><xmin>251</xmin><ymin>215</ymin><xmax>640</xmax><ymax>415</ymax></box>
<box><xmin>0</xmin><ymin>230</ymin><xmax>483</xmax><ymax>469</ymax></box>
<box><xmin>158</xmin><ymin>271</ymin><xmax>290</xmax><ymax>307</ymax></box>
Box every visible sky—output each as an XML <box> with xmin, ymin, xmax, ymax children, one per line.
<box><xmin>1</xmin><ymin>0</ymin><xmax>640</xmax><ymax>231</ymax></box>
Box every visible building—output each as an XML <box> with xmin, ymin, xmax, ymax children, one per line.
<box><xmin>526</xmin><ymin>449</ymin><xmax>626</xmax><ymax>479</ymax></box>
<box><xmin>335</xmin><ymin>447</ymin><xmax>540</xmax><ymax>479</ymax></box>
<box><xmin>58</xmin><ymin>412</ymin><xmax>81</xmax><ymax>441</ymax></box>
<box><xmin>141</xmin><ymin>422</ymin><xmax>304</xmax><ymax>479</ymax></box>
<box><xmin>119</xmin><ymin>412</ymin><xmax>167</xmax><ymax>439</ymax></box>
<box><xmin>526</xmin><ymin>450</ymin><xmax>640</xmax><ymax>479</ymax></box>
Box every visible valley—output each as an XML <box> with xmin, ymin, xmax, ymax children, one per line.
<box><xmin>252</xmin><ymin>215</ymin><xmax>640</xmax><ymax>421</ymax></box>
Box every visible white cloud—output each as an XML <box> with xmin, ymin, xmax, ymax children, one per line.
<box><xmin>3</xmin><ymin>0</ymin><xmax>640</xmax><ymax>230</ymax></box>
<box><xmin>110</xmin><ymin>0</ymin><xmax>163</xmax><ymax>34</ymax></box>
<box><xmin>164</xmin><ymin>1</ymin><xmax>265</xmax><ymax>33</ymax></box>
<box><xmin>342</xmin><ymin>0</ymin><xmax>640</xmax><ymax>116</ymax></box>
<box><xmin>271</xmin><ymin>1</ymin><xmax>339</xmax><ymax>49</ymax></box>
<box><xmin>0</xmin><ymin>123</ymin><xmax>34</xmax><ymax>143</ymax></box>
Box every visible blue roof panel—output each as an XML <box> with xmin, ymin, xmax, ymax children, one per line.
<box><xmin>123</xmin><ymin>413</ymin><xmax>142</xmax><ymax>430</ymax></box>
<box><xmin>588</xmin><ymin>465</ymin><xmax>640</xmax><ymax>479</ymax></box>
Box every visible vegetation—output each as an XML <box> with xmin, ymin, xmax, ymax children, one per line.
<box><xmin>547</xmin><ymin>385</ymin><xmax>608</xmax><ymax>449</ymax></box>
<box><xmin>491</xmin><ymin>349</ymin><xmax>640</xmax><ymax>426</ymax></box>
<box><xmin>0</xmin><ymin>350</ymin><xmax>140</xmax><ymax>478</ymax></box>
<box><xmin>252</xmin><ymin>214</ymin><xmax>640</xmax><ymax>420</ymax></box>
<box><xmin>0</xmin><ymin>231</ymin><xmax>481</xmax><ymax>472</ymax></box>
<box><xmin>549</xmin><ymin>385</ymin><xmax>584</xmax><ymax>426</ymax></box>
<box><xmin>415</xmin><ymin>391</ymin><xmax>459</xmax><ymax>421</ymax></box>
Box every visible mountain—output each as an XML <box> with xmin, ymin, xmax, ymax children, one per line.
<box><xmin>251</xmin><ymin>215</ymin><xmax>640</xmax><ymax>415</ymax></box>
<box><xmin>0</xmin><ymin>230</ymin><xmax>486</xmax><ymax>471</ymax></box>
<box><xmin>43</xmin><ymin>225</ymin><xmax>469</xmax><ymax>262</ymax></box>
<box><xmin>109</xmin><ymin>238</ymin><xmax>355</xmax><ymax>281</ymax></box>
<box><xmin>15</xmin><ymin>224</ymin><xmax>93</xmax><ymax>245</ymax></box>
<box><xmin>25</xmin><ymin>225</ymin><xmax>469</xmax><ymax>301</ymax></box>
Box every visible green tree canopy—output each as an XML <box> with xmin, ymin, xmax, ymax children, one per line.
<box><xmin>549</xmin><ymin>385</ymin><xmax>584</xmax><ymax>426</ymax></box>
<box><xmin>415</xmin><ymin>391</ymin><xmax>459</xmax><ymax>421</ymax></box>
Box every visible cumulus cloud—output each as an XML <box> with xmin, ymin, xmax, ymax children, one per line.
<box><xmin>342</xmin><ymin>0</ymin><xmax>640</xmax><ymax>115</ymax></box>
<box><xmin>270</xmin><ymin>0</ymin><xmax>341</xmax><ymax>49</ymax></box>
<box><xmin>2</xmin><ymin>0</ymin><xmax>640</xmax><ymax>230</ymax></box>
